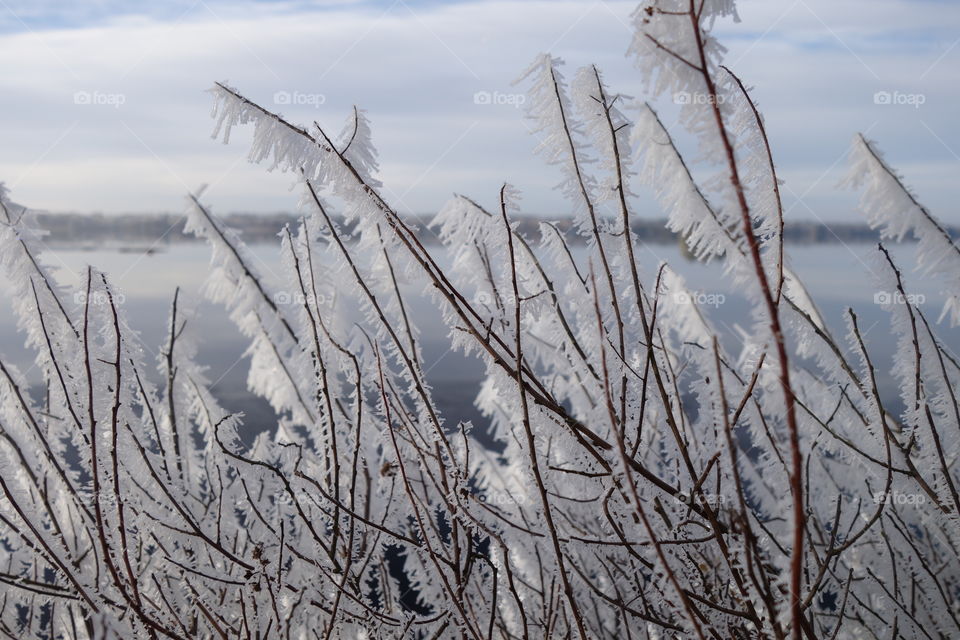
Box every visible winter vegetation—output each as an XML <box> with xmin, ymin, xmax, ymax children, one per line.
<box><xmin>2</xmin><ymin>1</ymin><xmax>960</xmax><ymax>638</ymax></box>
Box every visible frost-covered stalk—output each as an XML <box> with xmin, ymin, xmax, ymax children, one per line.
<box><xmin>2</xmin><ymin>1</ymin><xmax>960</xmax><ymax>639</ymax></box>
<box><xmin>848</xmin><ymin>134</ymin><xmax>960</xmax><ymax>326</ymax></box>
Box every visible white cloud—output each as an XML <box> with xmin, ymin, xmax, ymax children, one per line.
<box><xmin>0</xmin><ymin>0</ymin><xmax>957</xmax><ymax>220</ymax></box>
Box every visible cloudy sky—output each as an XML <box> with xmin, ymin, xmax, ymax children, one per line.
<box><xmin>0</xmin><ymin>0</ymin><xmax>957</xmax><ymax>223</ymax></box>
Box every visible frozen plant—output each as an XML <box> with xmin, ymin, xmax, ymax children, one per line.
<box><xmin>1</xmin><ymin>1</ymin><xmax>959</xmax><ymax>638</ymax></box>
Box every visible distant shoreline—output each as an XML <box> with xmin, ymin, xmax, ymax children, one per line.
<box><xmin>24</xmin><ymin>211</ymin><xmax>955</xmax><ymax>249</ymax></box>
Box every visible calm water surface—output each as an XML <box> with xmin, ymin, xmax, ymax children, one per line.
<box><xmin>0</xmin><ymin>242</ymin><xmax>954</xmax><ymax>442</ymax></box>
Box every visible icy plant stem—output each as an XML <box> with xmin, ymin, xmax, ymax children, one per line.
<box><xmin>685</xmin><ymin>3</ymin><xmax>805</xmax><ymax>636</ymax></box>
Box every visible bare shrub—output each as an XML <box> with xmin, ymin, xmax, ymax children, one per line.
<box><xmin>1</xmin><ymin>2</ymin><xmax>958</xmax><ymax>638</ymax></box>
